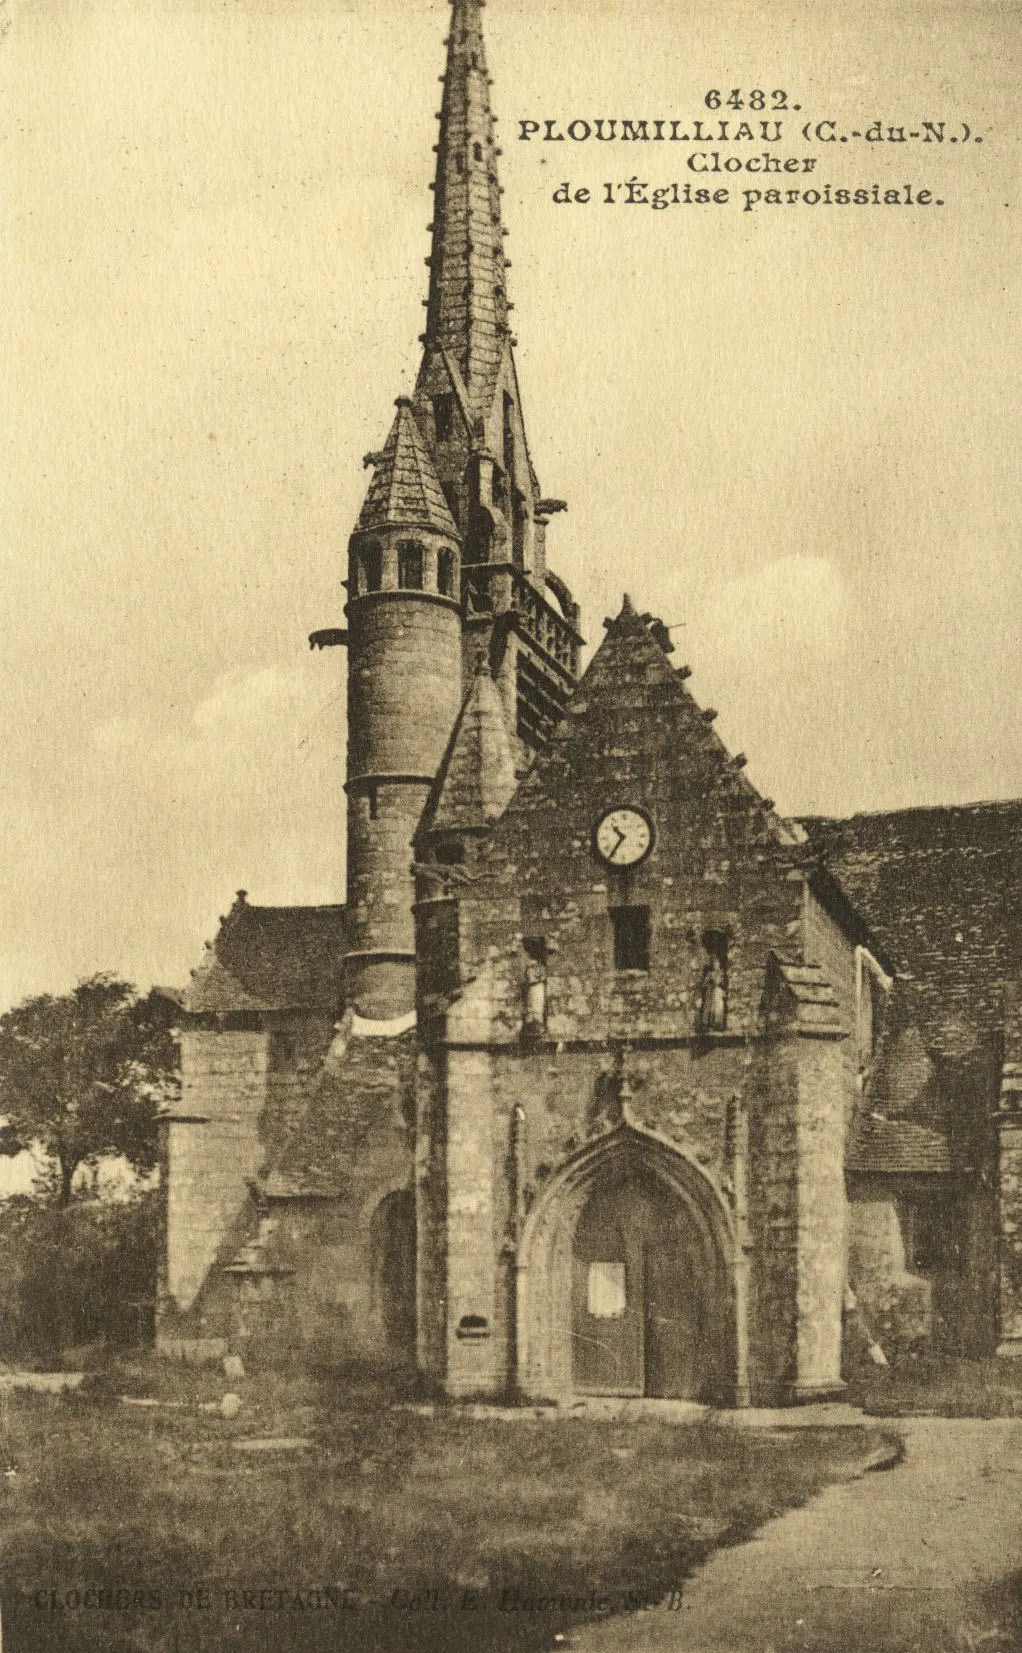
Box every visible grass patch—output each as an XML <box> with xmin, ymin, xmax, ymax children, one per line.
<box><xmin>847</xmin><ymin>1353</ymin><xmax>1022</xmax><ymax>1418</ymax></box>
<box><xmin>0</xmin><ymin>1357</ymin><xmax>886</xmax><ymax>1653</ymax></box>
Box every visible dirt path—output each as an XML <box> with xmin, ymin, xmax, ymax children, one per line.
<box><xmin>569</xmin><ymin>1419</ymin><xmax>1022</xmax><ymax>1652</ymax></box>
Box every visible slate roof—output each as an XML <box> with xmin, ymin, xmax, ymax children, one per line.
<box><xmin>356</xmin><ymin>398</ymin><xmax>459</xmax><ymax>538</ymax></box>
<box><xmin>847</xmin><ymin>1115</ymin><xmax>954</xmax><ymax>1175</ymax></box>
<box><xmin>267</xmin><ymin>1020</ymin><xmax>418</xmax><ymax>1197</ymax></box>
<box><xmin>416</xmin><ymin>666</ymin><xmax>519</xmax><ymax>842</ymax></box>
<box><xmin>803</xmin><ymin>801</ymin><xmax>1022</xmax><ymax>1054</ymax></box>
<box><xmin>181</xmin><ymin>894</ymin><xmax>347</xmax><ymax>1016</ymax></box>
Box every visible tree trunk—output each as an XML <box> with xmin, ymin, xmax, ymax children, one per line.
<box><xmin>58</xmin><ymin>1157</ymin><xmax>75</xmax><ymax>1206</ymax></box>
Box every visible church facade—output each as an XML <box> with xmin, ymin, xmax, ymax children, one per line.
<box><xmin>157</xmin><ymin>0</ymin><xmax>1022</xmax><ymax>1405</ymax></box>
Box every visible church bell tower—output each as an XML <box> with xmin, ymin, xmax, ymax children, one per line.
<box><xmin>312</xmin><ymin>0</ymin><xmax>583</xmax><ymax>1022</ymax></box>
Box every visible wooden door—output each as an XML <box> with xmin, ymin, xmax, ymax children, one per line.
<box><xmin>571</xmin><ymin>1168</ymin><xmax>710</xmax><ymax>1399</ymax></box>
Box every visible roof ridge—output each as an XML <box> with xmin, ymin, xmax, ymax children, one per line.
<box><xmin>802</xmin><ymin>796</ymin><xmax>1022</xmax><ymax>826</ymax></box>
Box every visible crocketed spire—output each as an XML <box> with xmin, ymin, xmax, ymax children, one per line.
<box><xmin>423</xmin><ymin>0</ymin><xmax>512</xmax><ymax>419</ymax></box>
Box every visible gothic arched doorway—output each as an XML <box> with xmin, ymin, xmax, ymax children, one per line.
<box><xmin>369</xmin><ymin>1189</ymin><xmax>416</xmax><ymax>1352</ymax></box>
<box><xmin>572</xmin><ymin>1167</ymin><xmax>714</xmax><ymax>1399</ymax></box>
<box><xmin>518</xmin><ymin>1126</ymin><xmax>738</xmax><ymax>1404</ymax></box>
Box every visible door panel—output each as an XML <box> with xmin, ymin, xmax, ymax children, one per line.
<box><xmin>644</xmin><ymin>1237</ymin><xmax>700</xmax><ymax>1399</ymax></box>
<box><xmin>571</xmin><ymin>1178</ymin><xmax>644</xmax><ymax>1394</ymax></box>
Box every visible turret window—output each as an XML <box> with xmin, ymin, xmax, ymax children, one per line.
<box><xmin>437</xmin><ymin>548</ymin><xmax>457</xmax><ymax>598</ymax></box>
<box><xmin>359</xmin><ymin>542</ymin><xmax>383</xmax><ymax>594</ymax></box>
<box><xmin>397</xmin><ymin>541</ymin><xmax>425</xmax><ymax>590</ymax></box>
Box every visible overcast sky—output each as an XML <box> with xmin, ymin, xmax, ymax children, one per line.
<box><xmin>1</xmin><ymin>0</ymin><xmax>1019</xmax><ymax>1010</ymax></box>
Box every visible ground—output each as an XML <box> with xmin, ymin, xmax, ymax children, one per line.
<box><xmin>0</xmin><ymin>1357</ymin><xmax>882</xmax><ymax>1653</ymax></box>
<box><xmin>569</xmin><ymin>1416</ymin><xmax>1022</xmax><ymax>1653</ymax></box>
<box><xmin>847</xmin><ymin>1352</ymin><xmax>1022</xmax><ymax>1419</ymax></box>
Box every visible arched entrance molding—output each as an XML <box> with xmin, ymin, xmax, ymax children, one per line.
<box><xmin>516</xmin><ymin>1123</ymin><xmax>746</xmax><ymax>1405</ymax></box>
<box><xmin>367</xmin><ymin>1187</ymin><xmax>416</xmax><ymax>1353</ymax></box>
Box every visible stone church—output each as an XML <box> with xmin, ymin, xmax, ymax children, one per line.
<box><xmin>157</xmin><ymin>0</ymin><xmax>1022</xmax><ymax>1405</ymax></box>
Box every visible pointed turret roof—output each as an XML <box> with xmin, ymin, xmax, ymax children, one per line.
<box><xmin>421</xmin><ymin>0</ymin><xmax>512</xmax><ymax>419</ymax></box>
<box><xmin>417</xmin><ymin>665</ymin><xmax>519</xmax><ymax>839</ymax></box>
<box><xmin>355</xmin><ymin>397</ymin><xmax>459</xmax><ymax>537</ymax></box>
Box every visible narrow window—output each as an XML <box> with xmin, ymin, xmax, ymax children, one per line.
<box><xmin>368</xmin><ymin>784</ymin><xmax>379</xmax><ymax>821</ymax></box>
<box><xmin>502</xmin><ymin>391</ymin><xmax>515</xmax><ymax>481</ymax></box>
<box><xmin>610</xmin><ymin>906</ymin><xmax>650</xmax><ymax>972</ymax></box>
<box><xmin>437</xmin><ymin>548</ymin><xmax>457</xmax><ymax>598</ymax></box>
<box><xmin>397</xmin><ymin>541</ymin><xmax>425</xmax><ymax>590</ymax></box>
<box><xmin>433</xmin><ymin>393</ymin><xmax>454</xmax><ymax>443</ymax></box>
<box><xmin>523</xmin><ymin>935</ymin><xmax>548</xmax><ymax>1032</ymax></box>
<box><xmin>473</xmin><ymin>142</ymin><xmax>483</xmax><ymax>162</ymax></box>
<box><xmin>360</xmin><ymin>542</ymin><xmax>383</xmax><ymax>594</ymax></box>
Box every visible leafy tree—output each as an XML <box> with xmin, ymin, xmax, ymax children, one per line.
<box><xmin>0</xmin><ymin>976</ymin><xmax>179</xmax><ymax>1204</ymax></box>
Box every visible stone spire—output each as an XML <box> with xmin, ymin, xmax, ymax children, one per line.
<box><xmin>422</xmin><ymin>0</ymin><xmax>511</xmax><ymax>419</ymax></box>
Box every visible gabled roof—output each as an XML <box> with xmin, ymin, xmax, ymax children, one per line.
<box><xmin>803</xmin><ymin>801</ymin><xmax>1022</xmax><ymax>1052</ymax></box>
<box><xmin>417</xmin><ymin>665</ymin><xmax>518</xmax><ymax>842</ymax></box>
<box><xmin>181</xmin><ymin>893</ymin><xmax>347</xmax><ymax>1016</ymax></box>
<box><xmin>355</xmin><ymin>398</ymin><xmax>459</xmax><ymax>538</ymax></box>
<box><xmin>483</xmin><ymin>595</ymin><xmax>796</xmax><ymax>860</ymax></box>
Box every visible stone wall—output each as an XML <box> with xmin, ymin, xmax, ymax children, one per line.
<box><xmin>233</xmin><ymin>1189</ymin><xmax>416</xmax><ymax>1370</ymax></box>
<box><xmin>419</xmin><ymin>609</ymin><xmax>846</xmax><ymax>1403</ymax></box>
<box><xmin>747</xmin><ymin>1031</ymin><xmax>800</xmax><ymax>1401</ymax></box>
<box><xmin>415</xmin><ymin>1048</ymin><xmax>448</xmax><ymax>1381</ymax></box>
<box><xmin>346</xmin><ymin>584</ymin><xmax>463</xmax><ymax>1018</ymax></box>
<box><xmin>793</xmin><ymin>1029</ymin><xmax>849</xmax><ymax>1396</ymax></box>
<box><xmin>847</xmin><ymin>1180</ymin><xmax>932</xmax><ymax>1356</ymax></box>
<box><xmin>165</xmin><ymin>1029</ymin><xmax>269</xmax><ymax>1314</ymax></box>
<box><xmin>804</xmin><ymin>890</ymin><xmax>866</xmax><ymax>1112</ymax></box>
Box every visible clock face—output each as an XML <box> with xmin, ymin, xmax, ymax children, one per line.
<box><xmin>594</xmin><ymin>807</ymin><xmax>654</xmax><ymax>869</ymax></box>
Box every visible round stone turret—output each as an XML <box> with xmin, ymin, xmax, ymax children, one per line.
<box><xmin>344</xmin><ymin>398</ymin><xmax>463</xmax><ymax>1019</ymax></box>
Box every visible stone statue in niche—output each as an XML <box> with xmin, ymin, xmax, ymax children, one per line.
<box><xmin>698</xmin><ymin>935</ymin><xmax>729</xmax><ymax>1033</ymax></box>
<box><xmin>523</xmin><ymin>958</ymin><xmax>547</xmax><ymax>1031</ymax></box>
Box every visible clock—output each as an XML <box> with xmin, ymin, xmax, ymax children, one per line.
<box><xmin>593</xmin><ymin>806</ymin><xmax>654</xmax><ymax>869</ymax></box>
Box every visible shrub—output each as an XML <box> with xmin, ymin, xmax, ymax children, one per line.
<box><xmin>0</xmin><ymin>1192</ymin><xmax>157</xmax><ymax>1363</ymax></box>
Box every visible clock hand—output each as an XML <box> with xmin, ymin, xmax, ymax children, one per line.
<box><xmin>610</xmin><ymin>826</ymin><xmax>626</xmax><ymax>860</ymax></box>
